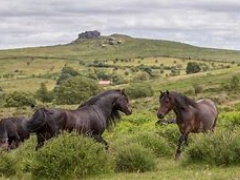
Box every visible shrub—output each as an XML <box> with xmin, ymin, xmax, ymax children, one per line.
<box><xmin>14</xmin><ymin>136</ymin><xmax>37</xmax><ymax>173</ymax></box>
<box><xmin>181</xmin><ymin>129</ymin><xmax>240</xmax><ymax>166</ymax></box>
<box><xmin>133</xmin><ymin>72</ymin><xmax>150</xmax><ymax>81</ymax></box>
<box><xmin>133</xmin><ymin>132</ymin><xmax>173</xmax><ymax>157</ymax></box>
<box><xmin>31</xmin><ymin>132</ymin><xmax>112</xmax><ymax>180</ymax></box>
<box><xmin>35</xmin><ymin>83</ymin><xmax>53</xmax><ymax>103</ymax></box>
<box><xmin>125</xmin><ymin>82</ymin><xmax>154</xmax><ymax>99</ymax></box>
<box><xmin>186</xmin><ymin>62</ymin><xmax>201</xmax><ymax>74</ymax></box>
<box><xmin>111</xmin><ymin>73</ymin><xmax>128</xmax><ymax>85</ymax></box>
<box><xmin>217</xmin><ymin>111</ymin><xmax>240</xmax><ymax>129</ymax></box>
<box><xmin>56</xmin><ymin>66</ymin><xmax>80</xmax><ymax>85</ymax></box>
<box><xmin>192</xmin><ymin>83</ymin><xmax>203</xmax><ymax>94</ymax></box>
<box><xmin>54</xmin><ymin>76</ymin><xmax>101</xmax><ymax>105</ymax></box>
<box><xmin>115</xmin><ymin>143</ymin><xmax>156</xmax><ymax>172</ymax></box>
<box><xmin>4</xmin><ymin>91</ymin><xmax>36</xmax><ymax>107</ymax></box>
<box><xmin>0</xmin><ymin>135</ymin><xmax>36</xmax><ymax>178</ymax></box>
<box><xmin>155</xmin><ymin>124</ymin><xmax>180</xmax><ymax>148</ymax></box>
<box><xmin>0</xmin><ymin>151</ymin><xmax>17</xmax><ymax>177</ymax></box>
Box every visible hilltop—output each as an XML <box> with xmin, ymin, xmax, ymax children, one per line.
<box><xmin>0</xmin><ymin>31</ymin><xmax>240</xmax><ymax>63</ymax></box>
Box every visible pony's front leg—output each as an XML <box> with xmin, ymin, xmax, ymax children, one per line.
<box><xmin>92</xmin><ymin>134</ymin><xmax>109</xmax><ymax>150</ymax></box>
<box><xmin>36</xmin><ymin>133</ymin><xmax>45</xmax><ymax>150</ymax></box>
<box><xmin>175</xmin><ymin>133</ymin><xmax>189</xmax><ymax>160</ymax></box>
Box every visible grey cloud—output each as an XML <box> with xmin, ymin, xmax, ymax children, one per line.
<box><xmin>0</xmin><ymin>0</ymin><xmax>239</xmax><ymax>50</ymax></box>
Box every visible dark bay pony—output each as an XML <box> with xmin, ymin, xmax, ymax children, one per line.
<box><xmin>157</xmin><ymin>90</ymin><xmax>218</xmax><ymax>160</ymax></box>
<box><xmin>0</xmin><ymin>116</ymin><xmax>30</xmax><ymax>150</ymax></box>
<box><xmin>26</xmin><ymin>89</ymin><xmax>132</xmax><ymax>150</ymax></box>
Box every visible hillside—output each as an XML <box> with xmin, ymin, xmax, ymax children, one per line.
<box><xmin>0</xmin><ymin>33</ymin><xmax>240</xmax><ymax>63</ymax></box>
<box><xmin>2</xmin><ymin>33</ymin><xmax>240</xmax><ymax>180</ymax></box>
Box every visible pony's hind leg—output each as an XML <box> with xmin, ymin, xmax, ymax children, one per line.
<box><xmin>92</xmin><ymin>134</ymin><xmax>109</xmax><ymax>150</ymax></box>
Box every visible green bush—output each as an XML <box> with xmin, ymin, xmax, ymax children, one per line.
<box><xmin>15</xmin><ymin>136</ymin><xmax>37</xmax><ymax>173</ymax></box>
<box><xmin>0</xmin><ymin>151</ymin><xmax>17</xmax><ymax>177</ymax></box>
<box><xmin>155</xmin><ymin>124</ymin><xmax>180</xmax><ymax>148</ymax></box>
<box><xmin>186</xmin><ymin>62</ymin><xmax>201</xmax><ymax>74</ymax></box>
<box><xmin>31</xmin><ymin>132</ymin><xmax>112</xmax><ymax>180</ymax></box>
<box><xmin>115</xmin><ymin>143</ymin><xmax>156</xmax><ymax>172</ymax></box>
<box><xmin>4</xmin><ymin>91</ymin><xmax>36</xmax><ymax>107</ymax></box>
<box><xmin>218</xmin><ymin>111</ymin><xmax>240</xmax><ymax>129</ymax></box>
<box><xmin>35</xmin><ymin>83</ymin><xmax>53</xmax><ymax>103</ymax></box>
<box><xmin>54</xmin><ymin>76</ymin><xmax>101</xmax><ymax>105</ymax></box>
<box><xmin>56</xmin><ymin>66</ymin><xmax>80</xmax><ymax>85</ymax></box>
<box><xmin>125</xmin><ymin>82</ymin><xmax>154</xmax><ymax>99</ymax></box>
<box><xmin>133</xmin><ymin>132</ymin><xmax>173</xmax><ymax>157</ymax></box>
<box><xmin>181</xmin><ymin>129</ymin><xmax>240</xmax><ymax>166</ymax></box>
<box><xmin>133</xmin><ymin>71</ymin><xmax>150</xmax><ymax>81</ymax></box>
<box><xmin>0</xmin><ymin>135</ymin><xmax>36</xmax><ymax>178</ymax></box>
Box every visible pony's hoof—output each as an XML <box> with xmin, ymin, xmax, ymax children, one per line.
<box><xmin>175</xmin><ymin>153</ymin><xmax>181</xmax><ymax>161</ymax></box>
<box><xmin>155</xmin><ymin>119</ymin><xmax>168</xmax><ymax>126</ymax></box>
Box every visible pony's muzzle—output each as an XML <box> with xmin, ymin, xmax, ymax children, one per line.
<box><xmin>126</xmin><ymin>106</ymin><xmax>133</xmax><ymax>115</ymax></box>
<box><xmin>157</xmin><ymin>112</ymin><xmax>164</xmax><ymax>119</ymax></box>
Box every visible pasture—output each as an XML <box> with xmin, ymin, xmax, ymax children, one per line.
<box><xmin>1</xmin><ymin>35</ymin><xmax>240</xmax><ymax>179</ymax></box>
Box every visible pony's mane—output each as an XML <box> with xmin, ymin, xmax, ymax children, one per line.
<box><xmin>78</xmin><ymin>89</ymin><xmax>122</xmax><ymax>107</ymax></box>
<box><xmin>165</xmin><ymin>91</ymin><xmax>196</xmax><ymax>109</ymax></box>
<box><xmin>78</xmin><ymin>89</ymin><xmax>125</xmax><ymax>129</ymax></box>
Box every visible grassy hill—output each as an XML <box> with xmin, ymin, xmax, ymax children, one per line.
<box><xmin>0</xmin><ymin>33</ymin><xmax>239</xmax><ymax>98</ymax></box>
<box><xmin>0</xmin><ymin>34</ymin><xmax>240</xmax><ymax>63</ymax></box>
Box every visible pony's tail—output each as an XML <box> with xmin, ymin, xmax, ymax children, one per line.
<box><xmin>212</xmin><ymin>102</ymin><xmax>219</xmax><ymax>132</ymax></box>
<box><xmin>26</xmin><ymin>108</ymin><xmax>47</xmax><ymax>132</ymax></box>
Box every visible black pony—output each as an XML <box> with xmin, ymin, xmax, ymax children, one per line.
<box><xmin>0</xmin><ymin>116</ymin><xmax>30</xmax><ymax>150</ymax></box>
<box><xmin>26</xmin><ymin>89</ymin><xmax>132</xmax><ymax>150</ymax></box>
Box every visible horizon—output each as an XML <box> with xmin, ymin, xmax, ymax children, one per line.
<box><xmin>0</xmin><ymin>31</ymin><xmax>239</xmax><ymax>52</ymax></box>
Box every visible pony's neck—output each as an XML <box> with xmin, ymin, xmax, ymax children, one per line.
<box><xmin>175</xmin><ymin>92</ymin><xmax>196</xmax><ymax>109</ymax></box>
<box><xmin>94</xmin><ymin>96</ymin><xmax>115</xmax><ymax>117</ymax></box>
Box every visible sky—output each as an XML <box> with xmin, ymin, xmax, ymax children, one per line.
<box><xmin>0</xmin><ymin>0</ymin><xmax>240</xmax><ymax>50</ymax></box>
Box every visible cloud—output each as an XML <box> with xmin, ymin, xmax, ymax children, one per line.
<box><xmin>0</xmin><ymin>0</ymin><xmax>239</xmax><ymax>50</ymax></box>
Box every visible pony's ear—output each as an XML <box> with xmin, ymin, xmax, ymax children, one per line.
<box><xmin>166</xmin><ymin>90</ymin><xmax>170</xmax><ymax>95</ymax></box>
<box><xmin>120</xmin><ymin>89</ymin><xmax>125</xmax><ymax>94</ymax></box>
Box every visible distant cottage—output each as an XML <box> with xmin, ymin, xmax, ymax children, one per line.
<box><xmin>98</xmin><ymin>80</ymin><xmax>111</xmax><ymax>86</ymax></box>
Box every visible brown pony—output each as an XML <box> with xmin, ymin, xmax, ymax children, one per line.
<box><xmin>157</xmin><ymin>90</ymin><xmax>218</xmax><ymax>160</ymax></box>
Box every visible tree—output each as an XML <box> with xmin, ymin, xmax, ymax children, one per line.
<box><xmin>56</xmin><ymin>66</ymin><xmax>80</xmax><ymax>85</ymax></box>
<box><xmin>36</xmin><ymin>83</ymin><xmax>53</xmax><ymax>103</ymax></box>
<box><xmin>186</xmin><ymin>62</ymin><xmax>201</xmax><ymax>74</ymax></box>
<box><xmin>54</xmin><ymin>76</ymin><xmax>101</xmax><ymax>105</ymax></box>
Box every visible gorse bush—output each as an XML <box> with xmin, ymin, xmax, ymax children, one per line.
<box><xmin>155</xmin><ymin>124</ymin><xmax>180</xmax><ymax>148</ymax></box>
<box><xmin>0</xmin><ymin>136</ymin><xmax>36</xmax><ymax>178</ymax></box>
<box><xmin>132</xmin><ymin>132</ymin><xmax>173</xmax><ymax>157</ymax></box>
<box><xmin>31</xmin><ymin>132</ymin><xmax>112</xmax><ymax>180</ymax></box>
<box><xmin>110</xmin><ymin>131</ymin><xmax>173</xmax><ymax>158</ymax></box>
<box><xmin>125</xmin><ymin>82</ymin><xmax>154</xmax><ymax>99</ymax></box>
<box><xmin>15</xmin><ymin>136</ymin><xmax>37</xmax><ymax>173</ymax></box>
<box><xmin>181</xmin><ymin>128</ymin><xmax>240</xmax><ymax>166</ymax></box>
<box><xmin>115</xmin><ymin>143</ymin><xmax>156</xmax><ymax>172</ymax></box>
<box><xmin>218</xmin><ymin>111</ymin><xmax>240</xmax><ymax>129</ymax></box>
<box><xmin>0</xmin><ymin>151</ymin><xmax>17</xmax><ymax>177</ymax></box>
<box><xmin>4</xmin><ymin>91</ymin><xmax>36</xmax><ymax>107</ymax></box>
